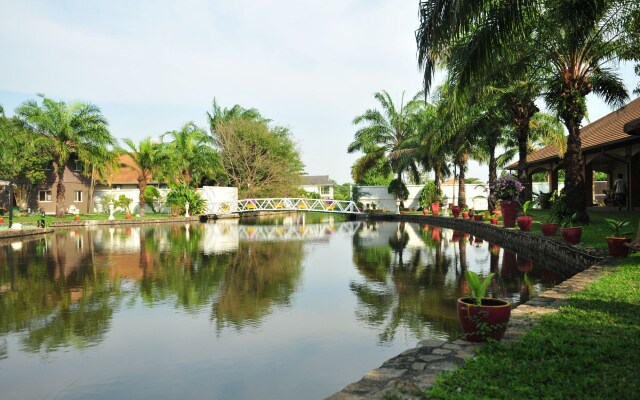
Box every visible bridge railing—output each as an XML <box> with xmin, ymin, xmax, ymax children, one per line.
<box><xmin>206</xmin><ymin>198</ymin><xmax>361</xmax><ymax>215</ymax></box>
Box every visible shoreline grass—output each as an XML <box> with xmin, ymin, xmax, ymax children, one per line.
<box><xmin>420</xmin><ymin>253</ymin><xmax>640</xmax><ymax>399</ymax></box>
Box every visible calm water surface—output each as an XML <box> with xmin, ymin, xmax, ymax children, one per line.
<box><xmin>0</xmin><ymin>217</ymin><xmax>569</xmax><ymax>399</ymax></box>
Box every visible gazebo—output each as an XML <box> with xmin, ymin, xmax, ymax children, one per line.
<box><xmin>508</xmin><ymin>97</ymin><xmax>640</xmax><ymax>210</ymax></box>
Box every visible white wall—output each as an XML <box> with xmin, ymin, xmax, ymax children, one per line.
<box><xmin>93</xmin><ymin>188</ymin><xmax>171</xmax><ymax>214</ymax></box>
<box><xmin>358</xmin><ymin>183</ymin><xmax>491</xmax><ymax>211</ymax></box>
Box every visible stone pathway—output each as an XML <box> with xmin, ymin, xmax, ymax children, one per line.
<box><xmin>326</xmin><ymin>262</ymin><xmax>615</xmax><ymax>400</ymax></box>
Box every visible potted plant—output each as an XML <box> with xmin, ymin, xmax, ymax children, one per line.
<box><xmin>605</xmin><ymin>218</ymin><xmax>632</xmax><ymax>257</ymax></box>
<box><xmin>457</xmin><ymin>270</ymin><xmax>512</xmax><ymax>342</ymax></box>
<box><xmin>451</xmin><ymin>204</ymin><xmax>461</xmax><ymax>218</ymax></box>
<box><xmin>115</xmin><ymin>194</ymin><xmax>133</xmax><ymax>219</ymax></box>
<box><xmin>491</xmin><ymin>175</ymin><xmax>525</xmax><ymax>228</ymax></box>
<box><xmin>74</xmin><ymin>214</ymin><xmax>80</xmax><ymax>221</ymax></box>
<box><xmin>560</xmin><ymin>213</ymin><xmax>582</xmax><ymax>245</ymax></box>
<box><xmin>489</xmin><ymin>213</ymin><xmax>499</xmax><ymax>225</ymax></box>
<box><xmin>473</xmin><ymin>210</ymin><xmax>483</xmax><ymax>221</ymax></box>
<box><xmin>468</xmin><ymin>208</ymin><xmax>475</xmax><ymax>218</ymax></box>
<box><xmin>461</xmin><ymin>207</ymin><xmax>469</xmax><ymax>219</ymax></box>
<box><xmin>540</xmin><ymin>215</ymin><xmax>559</xmax><ymax>236</ymax></box>
<box><xmin>516</xmin><ymin>200</ymin><xmax>536</xmax><ymax>231</ymax></box>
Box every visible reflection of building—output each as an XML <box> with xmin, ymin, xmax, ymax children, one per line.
<box><xmin>201</xmin><ymin>220</ymin><xmax>240</xmax><ymax>254</ymax></box>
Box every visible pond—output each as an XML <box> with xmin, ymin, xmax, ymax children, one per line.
<box><xmin>0</xmin><ymin>217</ymin><xmax>570</xmax><ymax>400</ymax></box>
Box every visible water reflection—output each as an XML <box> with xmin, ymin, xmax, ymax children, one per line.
<box><xmin>350</xmin><ymin>221</ymin><xmax>564</xmax><ymax>342</ymax></box>
<box><xmin>0</xmin><ymin>219</ymin><xmax>570</xmax><ymax>399</ymax></box>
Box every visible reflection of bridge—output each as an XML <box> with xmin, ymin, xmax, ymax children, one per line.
<box><xmin>237</xmin><ymin>222</ymin><xmax>360</xmax><ymax>241</ymax></box>
<box><xmin>205</xmin><ymin>198</ymin><xmax>362</xmax><ymax>216</ymax></box>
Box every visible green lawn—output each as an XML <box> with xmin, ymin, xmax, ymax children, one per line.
<box><xmin>421</xmin><ymin>253</ymin><xmax>640</xmax><ymax>399</ymax></box>
<box><xmin>2</xmin><ymin>212</ymin><xmax>178</xmax><ymax>225</ymax></box>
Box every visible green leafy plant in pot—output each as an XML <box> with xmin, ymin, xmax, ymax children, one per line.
<box><xmin>605</xmin><ymin>218</ymin><xmax>632</xmax><ymax>257</ymax></box>
<box><xmin>516</xmin><ymin>200</ymin><xmax>536</xmax><ymax>231</ymax></box>
<box><xmin>456</xmin><ymin>270</ymin><xmax>512</xmax><ymax>342</ymax></box>
<box><xmin>540</xmin><ymin>214</ymin><xmax>559</xmax><ymax>236</ymax></box>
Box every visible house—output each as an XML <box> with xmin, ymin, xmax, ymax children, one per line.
<box><xmin>507</xmin><ymin>97</ymin><xmax>640</xmax><ymax>210</ymax></box>
<box><xmin>28</xmin><ymin>156</ymin><xmax>92</xmax><ymax>214</ymax></box>
<box><xmin>300</xmin><ymin>175</ymin><xmax>334</xmax><ymax>199</ymax></box>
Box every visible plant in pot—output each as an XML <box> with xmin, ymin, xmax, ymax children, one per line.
<box><xmin>489</xmin><ymin>213</ymin><xmax>500</xmax><ymax>225</ymax></box>
<box><xmin>605</xmin><ymin>218</ymin><xmax>632</xmax><ymax>257</ymax></box>
<box><xmin>540</xmin><ymin>214</ymin><xmax>559</xmax><ymax>236</ymax></box>
<box><xmin>419</xmin><ymin>181</ymin><xmax>441</xmax><ymax>216</ymax></box>
<box><xmin>461</xmin><ymin>207</ymin><xmax>469</xmax><ymax>219</ymax></box>
<box><xmin>115</xmin><ymin>194</ymin><xmax>133</xmax><ymax>219</ymax></box>
<box><xmin>457</xmin><ymin>270</ymin><xmax>512</xmax><ymax>342</ymax></box>
<box><xmin>560</xmin><ymin>212</ymin><xmax>582</xmax><ymax>245</ymax></box>
<box><xmin>473</xmin><ymin>210</ymin><xmax>483</xmax><ymax>221</ymax></box>
<box><xmin>516</xmin><ymin>200</ymin><xmax>536</xmax><ymax>231</ymax></box>
<box><xmin>490</xmin><ymin>175</ymin><xmax>524</xmax><ymax>228</ymax></box>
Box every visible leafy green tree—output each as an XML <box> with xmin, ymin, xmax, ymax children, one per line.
<box><xmin>143</xmin><ymin>186</ymin><xmax>164</xmax><ymax>213</ymax></box>
<box><xmin>348</xmin><ymin>91</ymin><xmax>423</xmax><ymax>187</ymax></box>
<box><xmin>16</xmin><ymin>95</ymin><xmax>116</xmax><ymax>217</ymax></box>
<box><xmin>121</xmin><ymin>137</ymin><xmax>169</xmax><ymax>216</ymax></box>
<box><xmin>210</xmin><ymin>114</ymin><xmax>304</xmax><ymax>198</ymax></box>
<box><xmin>417</xmin><ymin>0</ymin><xmax>639</xmax><ymax>221</ymax></box>
<box><xmin>162</xmin><ymin>122</ymin><xmax>224</xmax><ymax>187</ymax></box>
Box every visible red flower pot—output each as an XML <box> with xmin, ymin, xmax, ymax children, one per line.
<box><xmin>462</xmin><ymin>212</ymin><xmax>469</xmax><ymax>219</ymax></box>
<box><xmin>540</xmin><ymin>223</ymin><xmax>558</xmax><ymax>236</ymax></box>
<box><xmin>457</xmin><ymin>298</ymin><xmax>512</xmax><ymax>342</ymax></box>
<box><xmin>0</xmin><ymin>217</ymin><xmax>4</xmax><ymax>224</ymax></box>
<box><xmin>517</xmin><ymin>216</ymin><xmax>532</xmax><ymax>231</ymax></box>
<box><xmin>607</xmin><ymin>237</ymin><xmax>630</xmax><ymax>257</ymax></box>
<box><xmin>431</xmin><ymin>202</ymin><xmax>440</xmax><ymax>216</ymax></box>
<box><xmin>125</xmin><ymin>213</ymin><xmax>132</xmax><ymax>220</ymax></box>
<box><xmin>490</xmin><ymin>218</ymin><xmax>499</xmax><ymax>225</ymax></box>
<box><xmin>474</xmin><ymin>215</ymin><xmax>483</xmax><ymax>222</ymax></box>
<box><xmin>468</xmin><ymin>210</ymin><xmax>475</xmax><ymax>218</ymax></box>
<box><xmin>451</xmin><ymin>205</ymin><xmax>460</xmax><ymax>218</ymax></box>
<box><xmin>74</xmin><ymin>215</ymin><xmax>80</xmax><ymax>221</ymax></box>
<box><xmin>500</xmin><ymin>200</ymin><xmax>518</xmax><ymax>228</ymax></box>
<box><xmin>561</xmin><ymin>227</ymin><xmax>582</xmax><ymax>245</ymax></box>
<box><xmin>423</xmin><ymin>209</ymin><xmax>429</xmax><ymax>215</ymax></box>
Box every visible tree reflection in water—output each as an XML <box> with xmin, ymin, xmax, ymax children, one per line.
<box><xmin>349</xmin><ymin>221</ymin><xmax>564</xmax><ymax>343</ymax></box>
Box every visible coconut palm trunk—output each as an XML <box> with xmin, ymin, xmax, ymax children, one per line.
<box><xmin>55</xmin><ymin>162</ymin><xmax>66</xmax><ymax>217</ymax></box>
<box><xmin>487</xmin><ymin>134</ymin><xmax>498</xmax><ymax>213</ymax></box>
<box><xmin>138</xmin><ymin>177</ymin><xmax>147</xmax><ymax>216</ymax></box>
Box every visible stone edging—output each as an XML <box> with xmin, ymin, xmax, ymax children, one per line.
<box><xmin>326</xmin><ymin>261</ymin><xmax>616</xmax><ymax>400</ymax></box>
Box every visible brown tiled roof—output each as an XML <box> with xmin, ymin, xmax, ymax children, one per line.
<box><xmin>508</xmin><ymin>97</ymin><xmax>640</xmax><ymax>168</ymax></box>
<box><xmin>108</xmin><ymin>154</ymin><xmax>157</xmax><ymax>184</ymax></box>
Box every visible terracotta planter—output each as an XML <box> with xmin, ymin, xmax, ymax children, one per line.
<box><xmin>451</xmin><ymin>205</ymin><xmax>460</xmax><ymax>218</ymax></box>
<box><xmin>500</xmin><ymin>200</ymin><xmax>518</xmax><ymax>228</ymax></box>
<box><xmin>457</xmin><ymin>297</ymin><xmax>512</xmax><ymax>342</ymax></box>
<box><xmin>0</xmin><ymin>217</ymin><xmax>3</xmax><ymax>224</ymax></box>
<box><xmin>561</xmin><ymin>227</ymin><xmax>582</xmax><ymax>245</ymax></box>
<box><xmin>540</xmin><ymin>223</ymin><xmax>558</xmax><ymax>236</ymax></box>
<box><xmin>74</xmin><ymin>215</ymin><xmax>80</xmax><ymax>221</ymax></box>
<box><xmin>125</xmin><ymin>213</ymin><xmax>132</xmax><ymax>220</ymax></box>
<box><xmin>172</xmin><ymin>213</ymin><xmax>178</xmax><ymax>218</ymax></box>
<box><xmin>517</xmin><ymin>216</ymin><xmax>532</xmax><ymax>231</ymax></box>
<box><xmin>474</xmin><ymin>215</ymin><xmax>483</xmax><ymax>222</ymax></box>
<box><xmin>462</xmin><ymin>212</ymin><xmax>469</xmax><ymax>219</ymax></box>
<box><xmin>423</xmin><ymin>209</ymin><xmax>429</xmax><ymax>215</ymax></box>
<box><xmin>490</xmin><ymin>218</ymin><xmax>499</xmax><ymax>225</ymax></box>
<box><xmin>607</xmin><ymin>237</ymin><xmax>630</xmax><ymax>257</ymax></box>
<box><xmin>431</xmin><ymin>202</ymin><xmax>440</xmax><ymax>216</ymax></box>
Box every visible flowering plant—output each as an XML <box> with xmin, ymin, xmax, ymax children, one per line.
<box><xmin>490</xmin><ymin>175</ymin><xmax>524</xmax><ymax>201</ymax></box>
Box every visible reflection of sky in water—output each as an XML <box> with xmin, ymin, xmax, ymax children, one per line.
<box><xmin>0</xmin><ymin>220</ymin><xmax>566</xmax><ymax>400</ymax></box>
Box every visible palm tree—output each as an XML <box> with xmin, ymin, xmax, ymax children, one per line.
<box><xmin>162</xmin><ymin>122</ymin><xmax>224</xmax><ymax>187</ymax></box>
<box><xmin>16</xmin><ymin>95</ymin><xmax>115</xmax><ymax>217</ymax></box>
<box><xmin>121</xmin><ymin>137</ymin><xmax>168</xmax><ymax>216</ymax></box>
<box><xmin>416</xmin><ymin>0</ymin><xmax>638</xmax><ymax>221</ymax></box>
<box><xmin>207</xmin><ymin>98</ymin><xmax>265</xmax><ymax>133</ymax></box>
<box><xmin>78</xmin><ymin>146</ymin><xmax>122</xmax><ymax>213</ymax></box>
<box><xmin>348</xmin><ymin>91</ymin><xmax>423</xmax><ymax>195</ymax></box>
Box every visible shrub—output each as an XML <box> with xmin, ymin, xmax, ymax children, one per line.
<box><xmin>166</xmin><ymin>184</ymin><xmax>206</xmax><ymax>214</ymax></box>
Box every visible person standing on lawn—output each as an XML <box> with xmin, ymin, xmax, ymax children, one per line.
<box><xmin>613</xmin><ymin>173</ymin><xmax>627</xmax><ymax>210</ymax></box>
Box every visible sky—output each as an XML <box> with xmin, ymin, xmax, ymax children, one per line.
<box><xmin>1</xmin><ymin>0</ymin><xmax>638</xmax><ymax>184</ymax></box>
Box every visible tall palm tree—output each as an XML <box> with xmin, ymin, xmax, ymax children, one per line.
<box><xmin>78</xmin><ymin>146</ymin><xmax>122</xmax><ymax>213</ymax></box>
<box><xmin>207</xmin><ymin>98</ymin><xmax>265</xmax><ymax>133</ymax></box>
<box><xmin>16</xmin><ymin>95</ymin><xmax>115</xmax><ymax>217</ymax></box>
<box><xmin>416</xmin><ymin>0</ymin><xmax>638</xmax><ymax>221</ymax></box>
<box><xmin>162</xmin><ymin>122</ymin><xmax>224</xmax><ymax>187</ymax></box>
<box><xmin>121</xmin><ymin>137</ymin><xmax>168</xmax><ymax>216</ymax></box>
<box><xmin>348</xmin><ymin>91</ymin><xmax>423</xmax><ymax>193</ymax></box>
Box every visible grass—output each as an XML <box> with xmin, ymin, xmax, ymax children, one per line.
<box><xmin>1</xmin><ymin>212</ymin><xmax>178</xmax><ymax>225</ymax></box>
<box><xmin>422</xmin><ymin>253</ymin><xmax>640</xmax><ymax>400</ymax></box>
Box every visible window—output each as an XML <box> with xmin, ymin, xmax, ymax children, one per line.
<box><xmin>74</xmin><ymin>191</ymin><xmax>83</xmax><ymax>202</ymax></box>
<box><xmin>73</xmin><ymin>160</ymin><xmax>84</xmax><ymax>172</ymax></box>
<box><xmin>39</xmin><ymin>190</ymin><xmax>52</xmax><ymax>202</ymax></box>
<box><xmin>320</xmin><ymin>186</ymin><xmax>331</xmax><ymax>195</ymax></box>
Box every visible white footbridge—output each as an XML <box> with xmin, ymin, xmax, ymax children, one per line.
<box><xmin>205</xmin><ymin>197</ymin><xmax>362</xmax><ymax>216</ymax></box>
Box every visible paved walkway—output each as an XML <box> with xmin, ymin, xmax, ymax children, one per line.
<box><xmin>326</xmin><ymin>262</ymin><xmax>614</xmax><ymax>400</ymax></box>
